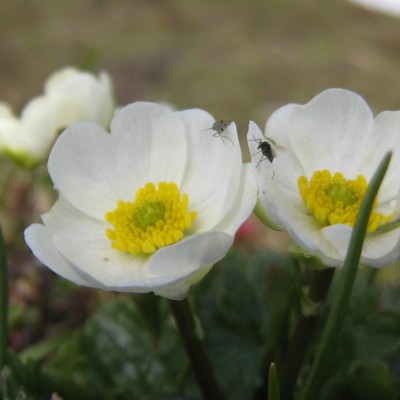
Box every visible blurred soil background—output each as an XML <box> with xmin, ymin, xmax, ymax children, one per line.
<box><xmin>1</xmin><ymin>0</ymin><xmax>400</xmax><ymax>350</ymax></box>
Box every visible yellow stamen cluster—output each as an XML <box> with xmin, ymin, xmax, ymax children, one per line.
<box><xmin>298</xmin><ymin>170</ymin><xmax>392</xmax><ymax>233</ymax></box>
<box><xmin>105</xmin><ymin>182</ymin><xmax>197</xmax><ymax>255</ymax></box>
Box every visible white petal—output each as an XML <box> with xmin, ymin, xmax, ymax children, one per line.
<box><xmin>153</xmin><ymin>265</ymin><xmax>212</xmax><ymax>300</ymax></box>
<box><xmin>44</xmin><ymin>67</ymin><xmax>85</xmax><ymax>90</ymax></box>
<box><xmin>42</xmin><ymin>197</ymin><xmax>107</xmax><ymax>241</ymax></box>
<box><xmin>363</xmin><ymin>232</ymin><xmax>400</xmax><ymax>267</ymax></box>
<box><xmin>44</xmin><ymin>68</ymin><xmax>114</xmax><ymax>128</ymax></box>
<box><xmin>266</xmin><ymin>89</ymin><xmax>375</xmax><ymax>178</ymax></box>
<box><xmin>363</xmin><ymin>111</ymin><xmax>400</xmax><ymax>202</ymax></box>
<box><xmin>322</xmin><ymin>224</ymin><xmax>400</xmax><ymax>267</ymax></box>
<box><xmin>253</xmin><ymin>179</ymin><xmax>286</xmax><ymax>232</ymax></box>
<box><xmin>214</xmin><ymin>163</ymin><xmax>257</xmax><ymax>235</ymax></box>
<box><xmin>263</xmin><ymin>201</ymin><xmax>343</xmax><ymax>266</ymax></box>
<box><xmin>52</xmin><ymin>235</ymin><xmax>152</xmax><ymax>288</ymax></box>
<box><xmin>49</xmin><ymin>103</ymin><xmax>188</xmax><ymax>219</ymax></box>
<box><xmin>16</xmin><ymin>96</ymin><xmax>62</xmax><ymax>160</ymax></box>
<box><xmin>24</xmin><ymin>224</ymin><xmax>102</xmax><ymax>288</ymax></box>
<box><xmin>321</xmin><ymin>225</ymin><xmax>352</xmax><ymax>260</ymax></box>
<box><xmin>25</xmin><ymin>222</ymin><xmax>223</xmax><ymax>298</ymax></box>
<box><xmin>247</xmin><ymin>121</ymin><xmax>302</xmax><ymax>204</ymax></box>
<box><xmin>247</xmin><ymin>121</ymin><xmax>275</xmax><ymax>176</ymax></box>
<box><xmin>48</xmin><ymin>122</ymin><xmax>121</xmax><ymax>218</ymax></box>
<box><xmin>110</xmin><ymin>102</ymin><xmax>188</xmax><ymax>186</ymax></box>
<box><xmin>0</xmin><ymin>102</ymin><xmax>14</xmax><ymax>118</ymax></box>
<box><xmin>362</xmin><ymin>228</ymin><xmax>400</xmax><ymax>266</ymax></box>
<box><xmin>148</xmin><ymin>231</ymin><xmax>234</xmax><ymax>276</ymax></box>
<box><xmin>247</xmin><ymin>122</ymin><xmax>304</xmax><ymax>230</ymax></box>
<box><xmin>350</xmin><ymin>0</ymin><xmax>400</xmax><ymax>18</ymax></box>
<box><xmin>0</xmin><ymin>111</ymin><xmax>21</xmax><ymax>150</ymax></box>
<box><xmin>51</xmin><ymin>231</ymin><xmax>233</xmax><ymax>295</ymax></box>
<box><xmin>176</xmin><ymin>109</ymin><xmax>242</xmax><ymax>231</ymax></box>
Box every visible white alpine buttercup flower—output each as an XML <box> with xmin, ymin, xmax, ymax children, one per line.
<box><xmin>248</xmin><ymin>88</ymin><xmax>400</xmax><ymax>268</ymax></box>
<box><xmin>25</xmin><ymin>102</ymin><xmax>257</xmax><ymax>299</ymax></box>
<box><xmin>0</xmin><ymin>67</ymin><xmax>115</xmax><ymax>166</ymax></box>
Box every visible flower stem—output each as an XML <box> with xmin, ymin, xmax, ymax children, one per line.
<box><xmin>280</xmin><ymin>267</ymin><xmax>335</xmax><ymax>400</ymax></box>
<box><xmin>0</xmin><ymin>226</ymin><xmax>8</xmax><ymax>370</ymax></box>
<box><xmin>169</xmin><ymin>298</ymin><xmax>224</xmax><ymax>400</ymax></box>
<box><xmin>300</xmin><ymin>151</ymin><xmax>392</xmax><ymax>400</ymax></box>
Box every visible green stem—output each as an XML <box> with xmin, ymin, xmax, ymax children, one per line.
<box><xmin>0</xmin><ymin>226</ymin><xmax>8</xmax><ymax>370</ymax></box>
<box><xmin>280</xmin><ymin>267</ymin><xmax>335</xmax><ymax>400</ymax></box>
<box><xmin>300</xmin><ymin>152</ymin><xmax>392</xmax><ymax>400</ymax></box>
<box><xmin>169</xmin><ymin>298</ymin><xmax>224</xmax><ymax>400</ymax></box>
<box><xmin>268</xmin><ymin>363</ymin><xmax>281</xmax><ymax>400</ymax></box>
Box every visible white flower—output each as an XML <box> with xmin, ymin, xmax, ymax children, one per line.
<box><xmin>248</xmin><ymin>88</ymin><xmax>400</xmax><ymax>268</ymax></box>
<box><xmin>25</xmin><ymin>102</ymin><xmax>257</xmax><ymax>299</ymax></box>
<box><xmin>0</xmin><ymin>67</ymin><xmax>115</xmax><ymax>167</ymax></box>
<box><xmin>349</xmin><ymin>0</ymin><xmax>400</xmax><ymax>18</ymax></box>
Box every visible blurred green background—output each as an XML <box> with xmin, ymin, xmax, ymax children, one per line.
<box><xmin>1</xmin><ymin>0</ymin><xmax>400</xmax><ymax>139</ymax></box>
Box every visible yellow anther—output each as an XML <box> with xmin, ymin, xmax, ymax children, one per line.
<box><xmin>298</xmin><ymin>170</ymin><xmax>392</xmax><ymax>233</ymax></box>
<box><xmin>105</xmin><ymin>182</ymin><xmax>197</xmax><ymax>255</ymax></box>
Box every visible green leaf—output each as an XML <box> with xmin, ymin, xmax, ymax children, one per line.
<box><xmin>354</xmin><ymin>311</ymin><xmax>400</xmax><ymax>359</ymax></box>
<box><xmin>2</xmin><ymin>349</ymin><xmax>61</xmax><ymax>399</ymax></box>
<box><xmin>36</xmin><ymin>296</ymin><xmax>196</xmax><ymax>399</ymax></box>
<box><xmin>348</xmin><ymin>360</ymin><xmax>399</xmax><ymax>400</ymax></box>
<box><xmin>44</xmin><ymin>330</ymin><xmax>107</xmax><ymax>399</ymax></box>
<box><xmin>318</xmin><ymin>269</ymin><xmax>400</xmax><ymax>379</ymax></box>
<box><xmin>194</xmin><ymin>250</ymin><xmax>294</xmax><ymax>400</ymax></box>
<box><xmin>82</xmin><ymin>297</ymin><xmax>194</xmax><ymax>399</ymax></box>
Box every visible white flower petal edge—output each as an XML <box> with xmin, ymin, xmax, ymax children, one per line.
<box><xmin>25</xmin><ymin>224</ymin><xmax>104</xmax><ymax>288</ymax></box>
<box><xmin>322</xmin><ymin>224</ymin><xmax>400</xmax><ymax>267</ymax></box>
<box><xmin>0</xmin><ymin>97</ymin><xmax>60</xmax><ymax>164</ymax></box>
<box><xmin>153</xmin><ymin>265</ymin><xmax>212</xmax><ymax>299</ymax></box>
<box><xmin>43</xmin><ymin>67</ymin><xmax>114</xmax><ymax>129</ymax></box>
<box><xmin>365</xmin><ymin>111</ymin><xmax>400</xmax><ymax>203</ymax></box>
<box><xmin>265</xmin><ymin>89</ymin><xmax>375</xmax><ymax>179</ymax></box>
<box><xmin>214</xmin><ymin>163</ymin><xmax>258</xmax><ymax>235</ymax></box>
<box><xmin>148</xmin><ymin>232</ymin><xmax>232</xmax><ymax>278</ymax></box>
<box><xmin>149</xmin><ymin>232</ymin><xmax>234</xmax><ymax>299</ymax></box>
<box><xmin>249</xmin><ymin>88</ymin><xmax>400</xmax><ymax>268</ymax></box>
<box><xmin>177</xmin><ymin>109</ymin><xmax>242</xmax><ymax>230</ymax></box>
<box><xmin>247</xmin><ymin>121</ymin><xmax>289</xmax><ymax>230</ymax></box>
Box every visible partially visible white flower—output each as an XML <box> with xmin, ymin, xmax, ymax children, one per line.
<box><xmin>349</xmin><ymin>0</ymin><xmax>400</xmax><ymax>18</ymax></box>
<box><xmin>0</xmin><ymin>67</ymin><xmax>115</xmax><ymax>167</ymax></box>
<box><xmin>248</xmin><ymin>89</ymin><xmax>400</xmax><ymax>268</ymax></box>
<box><xmin>25</xmin><ymin>102</ymin><xmax>257</xmax><ymax>299</ymax></box>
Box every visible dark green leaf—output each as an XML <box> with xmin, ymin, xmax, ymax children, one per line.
<box><xmin>82</xmin><ymin>296</ymin><xmax>195</xmax><ymax>399</ymax></box>
<box><xmin>194</xmin><ymin>250</ymin><xmax>294</xmax><ymax>400</ymax></box>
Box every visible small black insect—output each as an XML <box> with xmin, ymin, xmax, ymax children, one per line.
<box><xmin>250</xmin><ymin>137</ymin><xmax>276</xmax><ymax>168</ymax></box>
<box><xmin>203</xmin><ymin>120</ymin><xmax>234</xmax><ymax>145</ymax></box>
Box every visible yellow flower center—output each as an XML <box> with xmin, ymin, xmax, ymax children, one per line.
<box><xmin>105</xmin><ymin>182</ymin><xmax>197</xmax><ymax>255</ymax></box>
<box><xmin>298</xmin><ymin>170</ymin><xmax>392</xmax><ymax>233</ymax></box>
